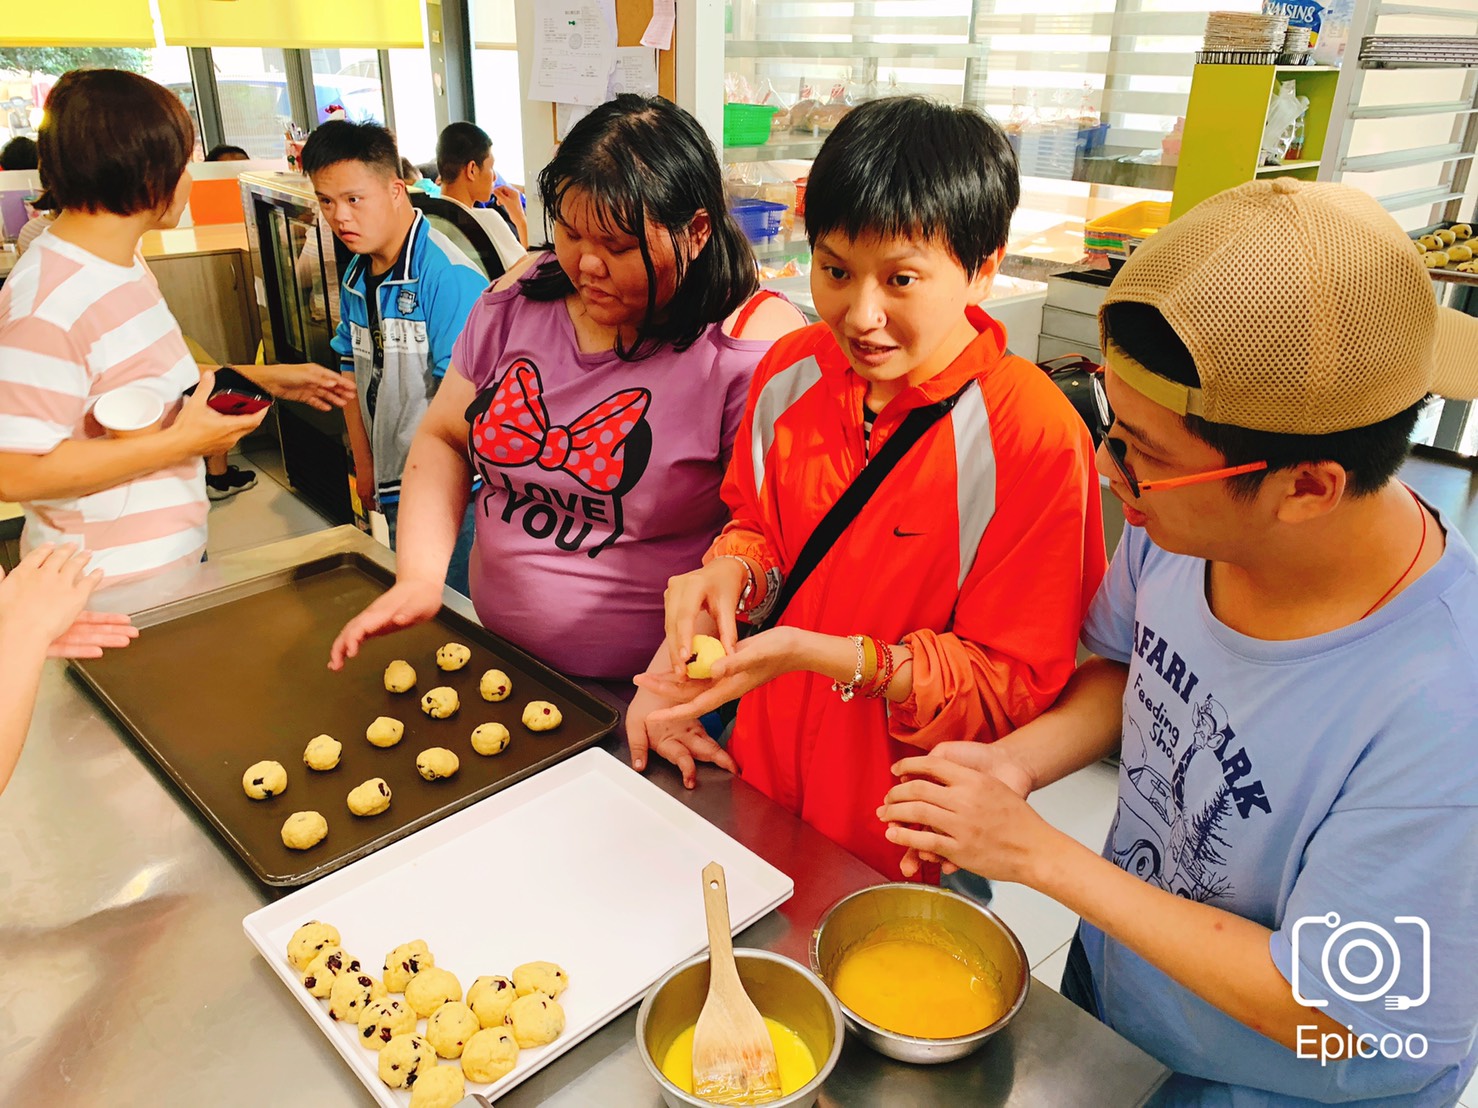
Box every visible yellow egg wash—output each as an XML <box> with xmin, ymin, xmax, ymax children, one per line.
<box><xmin>660</xmin><ymin>1018</ymin><xmax>818</xmax><ymax>1097</ymax></box>
<box><xmin>831</xmin><ymin>937</ymin><xmax>1006</xmax><ymax>1039</ymax></box>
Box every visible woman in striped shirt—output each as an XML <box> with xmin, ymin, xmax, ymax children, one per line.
<box><xmin>0</xmin><ymin>69</ymin><xmax>351</xmax><ymax>582</ymax></box>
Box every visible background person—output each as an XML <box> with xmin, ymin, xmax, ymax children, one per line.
<box><xmin>435</xmin><ymin>121</ymin><xmax>528</xmax><ymax>271</ymax></box>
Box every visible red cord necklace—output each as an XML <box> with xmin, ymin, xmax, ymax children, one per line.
<box><xmin>1360</xmin><ymin>485</ymin><xmax>1428</xmax><ymax>620</ymax></box>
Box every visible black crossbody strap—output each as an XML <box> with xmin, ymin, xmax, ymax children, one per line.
<box><xmin>761</xmin><ymin>379</ymin><xmax>974</xmax><ymax>631</ymax></box>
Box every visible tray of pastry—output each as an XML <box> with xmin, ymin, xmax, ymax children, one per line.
<box><xmin>1411</xmin><ymin>221</ymin><xmax>1478</xmax><ymax>286</ymax></box>
<box><xmin>70</xmin><ymin>551</ymin><xmax>619</xmax><ymax>887</ymax></box>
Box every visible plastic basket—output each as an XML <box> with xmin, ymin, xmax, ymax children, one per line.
<box><xmin>730</xmin><ymin>198</ymin><xmax>787</xmax><ymax>243</ymax></box>
<box><xmin>724</xmin><ymin>104</ymin><xmax>780</xmax><ymax>147</ymax></box>
<box><xmin>1008</xmin><ymin>123</ymin><xmax>1110</xmax><ymax>180</ymax></box>
<box><xmin>1084</xmin><ymin>200</ymin><xmax>1171</xmax><ymax>258</ymax></box>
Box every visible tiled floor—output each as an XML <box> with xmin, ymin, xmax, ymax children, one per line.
<box><xmin>212</xmin><ymin>448</ymin><xmax>1478</xmax><ymax>1105</ymax></box>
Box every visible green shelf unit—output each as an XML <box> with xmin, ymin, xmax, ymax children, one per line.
<box><xmin>1171</xmin><ymin>65</ymin><xmax>1341</xmax><ymax>220</ymax></box>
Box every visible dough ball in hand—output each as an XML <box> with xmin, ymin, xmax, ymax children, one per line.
<box><xmin>304</xmin><ymin>734</ymin><xmax>342</xmax><ymax>770</ymax></box>
<box><xmin>243</xmin><ymin>760</ymin><xmax>287</xmax><ymax>799</ymax></box>
<box><xmin>521</xmin><ymin>701</ymin><xmax>562</xmax><ymax>732</ymax></box>
<box><xmin>479</xmin><ymin>668</ymin><xmax>512</xmax><ymax>702</ymax></box>
<box><xmin>507</xmin><ymin>992</ymin><xmax>565</xmax><ymax>1048</ymax></box>
<box><xmin>460</xmin><ymin>1025</ymin><xmax>520</xmax><ymax>1083</ymax></box>
<box><xmin>436</xmin><ymin>642</ymin><xmax>471</xmax><ymax>671</ymax></box>
<box><xmin>409</xmin><ymin>1064</ymin><xmax>465</xmax><ymax>1108</ymax></box>
<box><xmin>383</xmin><ymin>939</ymin><xmax>435</xmax><ymax>993</ymax></box>
<box><xmin>379</xmin><ymin>1032</ymin><xmax>436</xmax><ymax>1089</ymax></box>
<box><xmin>685</xmin><ymin>634</ymin><xmax>725</xmax><ymax>679</ymax></box>
<box><xmin>358</xmin><ymin>995</ymin><xmax>416</xmax><ymax>1050</ymax></box>
<box><xmin>384</xmin><ymin>660</ymin><xmax>417</xmax><ymax>693</ymax></box>
<box><xmin>301</xmin><ymin>947</ymin><xmax>360</xmax><ymax>998</ymax></box>
<box><xmin>470</xmin><ymin>722</ymin><xmax>511</xmax><ymax>757</ymax></box>
<box><xmin>348</xmin><ymin>778</ymin><xmax>392</xmax><ymax>816</ymax></box>
<box><xmin>366</xmin><ymin>716</ymin><xmax>404</xmax><ymax>748</ymax></box>
<box><xmin>467</xmin><ymin>975</ymin><xmax>517</xmax><ymax>1027</ymax></box>
<box><xmin>513</xmin><ymin>961</ymin><xmax>568</xmax><ymax>999</ymax></box>
<box><xmin>416</xmin><ymin>747</ymin><xmax>461</xmax><ymax>781</ymax></box>
<box><xmin>405</xmin><ymin>966</ymin><xmax>463</xmax><ymax>1018</ymax></box>
<box><xmin>281</xmin><ymin>811</ymin><xmax>328</xmax><ymax>850</ymax></box>
<box><xmin>421</xmin><ymin>687</ymin><xmax>460</xmax><ymax>719</ymax></box>
<box><xmin>426</xmin><ymin>1001</ymin><xmax>479</xmax><ymax>1059</ymax></box>
<box><xmin>288</xmin><ymin>920</ymin><xmax>341</xmax><ymax>970</ymax></box>
<box><xmin>328</xmin><ymin>970</ymin><xmax>386</xmax><ymax>1022</ymax></box>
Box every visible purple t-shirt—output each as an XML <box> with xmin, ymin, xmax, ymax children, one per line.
<box><xmin>451</xmin><ymin>266</ymin><xmax>770</xmax><ymax>679</ymax></box>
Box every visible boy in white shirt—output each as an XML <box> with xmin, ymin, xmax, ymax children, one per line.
<box><xmin>435</xmin><ymin>122</ymin><xmax>527</xmax><ymax>274</ymax></box>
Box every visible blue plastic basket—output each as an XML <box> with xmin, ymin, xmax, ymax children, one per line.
<box><xmin>730</xmin><ymin>198</ymin><xmax>787</xmax><ymax>243</ymax></box>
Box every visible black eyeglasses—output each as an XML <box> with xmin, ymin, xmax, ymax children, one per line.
<box><xmin>1091</xmin><ymin>374</ymin><xmax>1267</xmax><ymax>499</ymax></box>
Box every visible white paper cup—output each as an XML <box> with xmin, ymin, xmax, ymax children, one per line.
<box><xmin>94</xmin><ymin>387</ymin><xmax>165</xmax><ymax>437</ymax></box>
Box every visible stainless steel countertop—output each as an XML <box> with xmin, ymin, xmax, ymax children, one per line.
<box><xmin>0</xmin><ymin>528</ymin><xmax>1168</xmax><ymax>1107</ymax></box>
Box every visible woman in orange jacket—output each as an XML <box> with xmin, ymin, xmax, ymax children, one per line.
<box><xmin>627</xmin><ymin>97</ymin><xmax>1107</xmax><ymax>877</ymax></box>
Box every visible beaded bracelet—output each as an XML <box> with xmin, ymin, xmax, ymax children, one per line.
<box><xmin>833</xmin><ymin>634</ymin><xmax>865</xmax><ymax>702</ymax></box>
<box><xmin>867</xmin><ymin>640</ymin><xmax>896</xmax><ymax>699</ymax></box>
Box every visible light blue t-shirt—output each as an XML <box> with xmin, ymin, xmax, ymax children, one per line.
<box><xmin>1079</xmin><ymin>505</ymin><xmax>1478</xmax><ymax>1106</ymax></box>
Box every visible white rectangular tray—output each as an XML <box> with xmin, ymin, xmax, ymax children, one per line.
<box><xmin>243</xmin><ymin>749</ymin><xmax>794</xmax><ymax>1106</ymax></box>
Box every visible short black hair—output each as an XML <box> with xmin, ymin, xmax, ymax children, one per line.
<box><xmin>300</xmin><ymin>120</ymin><xmax>399</xmax><ymax>180</ymax></box>
<box><xmin>39</xmin><ymin>69</ymin><xmax>194</xmax><ymax>217</ymax></box>
<box><xmin>524</xmin><ymin>94</ymin><xmax>757</xmax><ymax>359</ymax></box>
<box><xmin>1102</xmin><ymin>301</ymin><xmax>1421</xmax><ymax>498</ymax></box>
<box><xmin>205</xmin><ymin>143</ymin><xmax>249</xmax><ymax>162</ymax></box>
<box><xmin>1</xmin><ymin>136</ymin><xmax>38</xmax><ymax>170</ymax></box>
<box><xmin>437</xmin><ymin>122</ymin><xmax>492</xmax><ymax>184</ymax></box>
<box><xmin>804</xmin><ymin>96</ymin><xmax>1019</xmax><ymax>275</ymax></box>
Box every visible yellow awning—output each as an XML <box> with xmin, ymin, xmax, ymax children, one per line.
<box><xmin>158</xmin><ymin>0</ymin><xmax>424</xmax><ymax>49</ymax></box>
<box><xmin>5</xmin><ymin>5</ymin><xmax>156</xmax><ymax>47</ymax></box>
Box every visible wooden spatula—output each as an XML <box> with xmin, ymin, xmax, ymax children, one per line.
<box><xmin>692</xmin><ymin>861</ymin><xmax>783</xmax><ymax>1105</ymax></box>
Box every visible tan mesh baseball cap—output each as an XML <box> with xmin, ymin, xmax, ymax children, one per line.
<box><xmin>1099</xmin><ymin>178</ymin><xmax>1478</xmax><ymax>434</ymax></box>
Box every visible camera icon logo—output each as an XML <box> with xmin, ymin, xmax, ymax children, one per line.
<box><xmin>1291</xmin><ymin>912</ymin><xmax>1430</xmax><ymax>1012</ymax></box>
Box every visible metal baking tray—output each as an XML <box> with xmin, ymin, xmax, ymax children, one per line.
<box><xmin>70</xmin><ymin>552</ymin><xmax>619</xmax><ymax>887</ymax></box>
<box><xmin>1413</xmin><ymin>220</ymin><xmax>1478</xmax><ymax>288</ymax></box>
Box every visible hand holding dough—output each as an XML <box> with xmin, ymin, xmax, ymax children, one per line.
<box><xmin>421</xmin><ymin>687</ymin><xmax>460</xmax><ymax>719</ymax></box>
<box><xmin>348</xmin><ymin>778</ymin><xmax>392</xmax><ymax>816</ymax></box>
<box><xmin>521</xmin><ymin>701</ymin><xmax>562</xmax><ymax>731</ymax></box>
<box><xmin>385</xmin><ymin>660</ymin><xmax>417</xmax><ymax>693</ymax></box>
<box><xmin>685</xmin><ymin>634</ymin><xmax>725</xmax><ymax>679</ymax></box>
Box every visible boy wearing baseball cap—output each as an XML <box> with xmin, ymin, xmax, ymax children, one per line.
<box><xmin>879</xmin><ymin>179</ymin><xmax>1478</xmax><ymax>1103</ymax></box>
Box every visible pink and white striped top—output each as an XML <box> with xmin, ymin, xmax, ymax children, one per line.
<box><xmin>0</xmin><ymin>233</ymin><xmax>206</xmax><ymax>581</ymax></box>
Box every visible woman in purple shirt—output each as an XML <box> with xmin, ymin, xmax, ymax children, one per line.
<box><xmin>329</xmin><ymin>96</ymin><xmax>801</xmax><ymax>683</ymax></box>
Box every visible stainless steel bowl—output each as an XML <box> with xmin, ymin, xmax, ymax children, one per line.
<box><xmin>636</xmin><ymin>948</ymin><xmax>845</xmax><ymax>1108</ymax></box>
<box><xmin>809</xmin><ymin>883</ymin><xmax>1029</xmax><ymax>1065</ymax></box>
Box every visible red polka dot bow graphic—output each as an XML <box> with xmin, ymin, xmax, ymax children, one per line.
<box><xmin>470</xmin><ymin>360</ymin><xmax>651</xmax><ymax>494</ymax></box>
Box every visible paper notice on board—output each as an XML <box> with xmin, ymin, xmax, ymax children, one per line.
<box><xmin>610</xmin><ymin>47</ymin><xmax>659</xmax><ymax>98</ymax></box>
<box><xmin>529</xmin><ymin>0</ymin><xmax>617</xmax><ymax>106</ymax></box>
<box><xmin>640</xmin><ymin>0</ymin><xmax>675</xmax><ymax>50</ymax></box>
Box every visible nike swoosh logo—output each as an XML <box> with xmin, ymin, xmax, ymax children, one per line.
<box><xmin>893</xmin><ymin>526</ymin><xmax>925</xmax><ymax>538</ymax></box>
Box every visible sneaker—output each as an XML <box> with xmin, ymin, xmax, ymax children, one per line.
<box><xmin>206</xmin><ymin>465</ymin><xmax>258</xmax><ymax>501</ymax></box>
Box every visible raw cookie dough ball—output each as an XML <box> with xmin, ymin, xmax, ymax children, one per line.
<box><xmin>409</xmin><ymin>1064</ymin><xmax>465</xmax><ymax>1108</ymax></box>
<box><xmin>416</xmin><ymin>747</ymin><xmax>461</xmax><ymax>781</ymax></box>
<box><xmin>1415</xmin><ymin>239</ymin><xmax>1428</xmax><ymax>254</ymax></box>
<box><xmin>467</xmin><ymin>975</ymin><xmax>517</xmax><ymax>1027</ymax></box>
<box><xmin>1454</xmin><ymin>223</ymin><xmax>1473</xmax><ymax>240</ymax></box>
<box><xmin>303</xmin><ymin>734</ymin><xmax>342</xmax><ymax>771</ymax></box>
<box><xmin>302</xmin><ymin>947</ymin><xmax>360</xmax><ymax>998</ymax></box>
<box><xmin>366</xmin><ymin>716</ymin><xmax>405</xmax><ymax>748</ymax></box>
<box><xmin>1423</xmin><ymin>252</ymin><xmax>1442</xmax><ymax>268</ymax></box>
<box><xmin>426</xmin><ymin>1001</ymin><xmax>479</xmax><ymax>1059</ymax></box>
<box><xmin>405</xmin><ymin>966</ymin><xmax>463</xmax><ymax>1018</ymax></box>
<box><xmin>243</xmin><ymin>760</ymin><xmax>287</xmax><ymax>800</ymax></box>
<box><xmin>461</xmin><ymin>1026</ymin><xmax>520</xmax><ymax>1083</ymax></box>
<box><xmin>348</xmin><ymin>778</ymin><xmax>392</xmax><ymax>816</ymax></box>
<box><xmin>1419</xmin><ymin>234</ymin><xmax>1442</xmax><ymax>251</ymax></box>
<box><xmin>521</xmin><ymin>701</ymin><xmax>562</xmax><ymax>732</ymax></box>
<box><xmin>328</xmin><ymin>970</ymin><xmax>386</xmax><ymax>1022</ymax></box>
<box><xmin>479</xmin><ymin>668</ymin><xmax>512</xmax><ymax>702</ymax></box>
<box><xmin>383</xmin><ymin>939</ymin><xmax>435</xmax><ymax>993</ymax></box>
<box><xmin>1450</xmin><ymin>244</ymin><xmax>1473</xmax><ymax>263</ymax></box>
<box><xmin>685</xmin><ymin>634</ymin><xmax>726</xmax><ymax>679</ymax></box>
<box><xmin>288</xmin><ymin>921</ymin><xmax>341</xmax><ymax>970</ymax></box>
<box><xmin>379</xmin><ymin>1033</ymin><xmax>436</xmax><ymax>1089</ymax></box>
<box><xmin>421</xmin><ymin>687</ymin><xmax>460</xmax><ymax>719</ymax></box>
<box><xmin>359</xmin><ymin>995</ymin><xmax>416</xmax><ymax>1050</ymax></box>
<box><xmin>513</xmin><ymin>961</ymin><xmax>568</xmax><ymax>999</ymax></box>
<box><xmin>1438</xmin><ymin>229</ymin><xmax>1458</xmax><ymax>246</ymax></box>
<box><xmin>385</xmin><ymin>660</ymin><xmax>417</xmax><ymax>693</ymax></box>
<box><xmin>281</xmin><ymin>811</ymin><xmax>328</xmax><ymax>850</ymax></box>
<box><xmin>436</xmin><ymin>643</ymin><xmax>471</xmax><ymax>671</ymax></box>
<box><xmin>470</xmin><ymin>722</ymin><xmax>512</xmax><ymax>757</ymax></box>
<box><xmin>507</xmin><ymin>992</ymin><xmax>565</xmax><ymax>1048</ymax></box>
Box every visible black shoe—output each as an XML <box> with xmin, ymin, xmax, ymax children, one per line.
<box><xmin>206</xmin><ymin>465</ymin><xmax>258</xmax><ymax>501</ymax></box>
